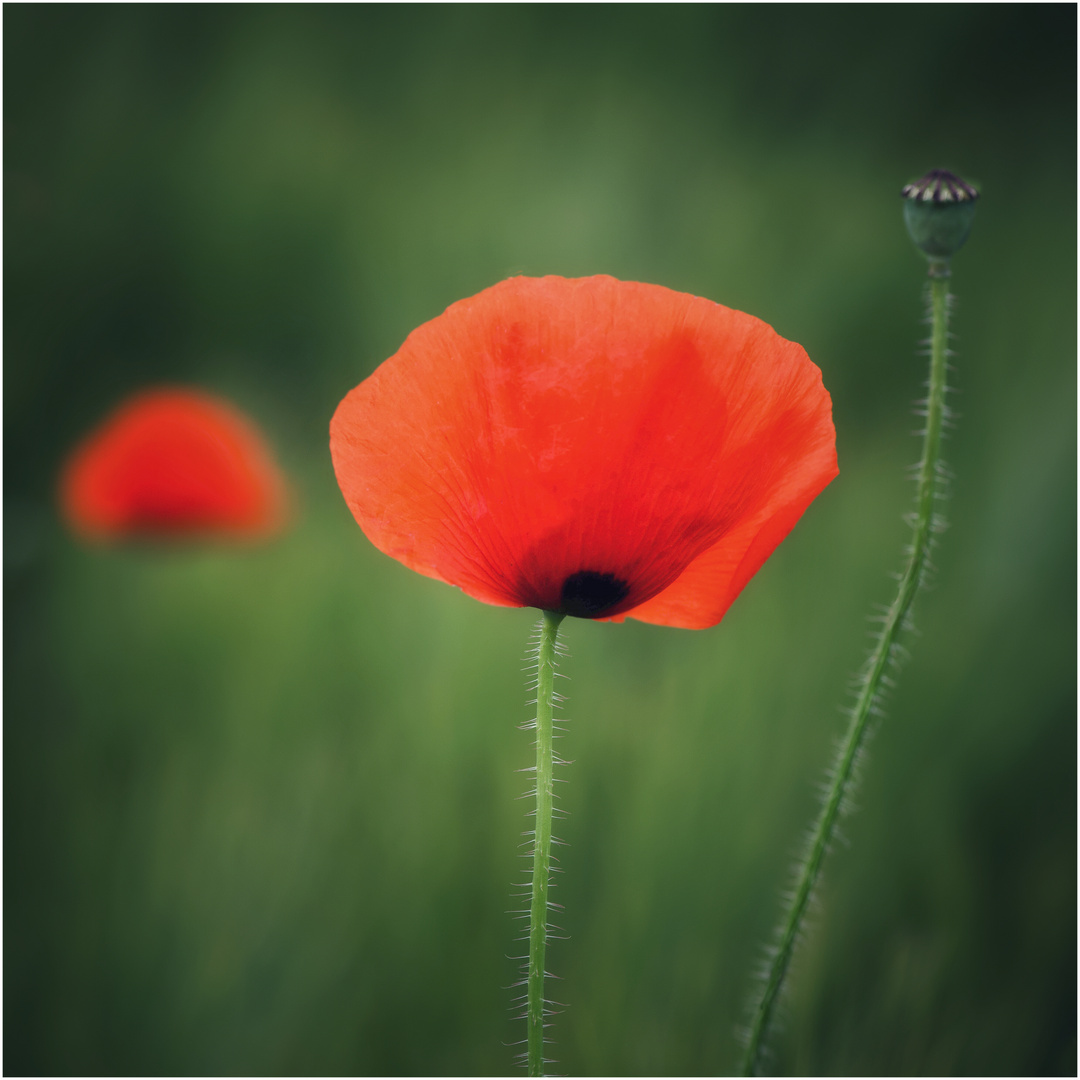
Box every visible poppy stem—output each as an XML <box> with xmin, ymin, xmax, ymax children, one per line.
<box><xmin>524</xmin><ymin>610</ymin><xmax>565</xmax><ymax>1076</ymax></box>
<box><xmin>740</xmin><ymin>268</ymin><xmax>953</xmax><ymax>1075</ymax></box>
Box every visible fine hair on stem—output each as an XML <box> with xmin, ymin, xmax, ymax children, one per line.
<box><xmin>740</xmin><ymin>267</ymin><xmax>957</xmax><ymax>1075</ymax></box>
<box><xmin>508</xmin><ymin>611</ymin><xmax>568</xmax><ymax>1076</ymax></box>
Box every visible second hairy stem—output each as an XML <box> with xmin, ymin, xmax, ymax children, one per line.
<box><xmin>741</xmin><ymin>271</ymin><xmax>951</xmax><ymax>1075</ymax></box>
<box><xmin>528</xmin><ymin>610</ymin><xmax>565</xmax><ymax>1077</ymax></box>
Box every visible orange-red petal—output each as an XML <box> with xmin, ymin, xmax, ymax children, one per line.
<box><xmin>60</xmin><ymin>388</ymin><xmax>289</xmax><ymax>541</ymax></box>
<box><xmin>330</xmin><ymin>275</ymin><xmax>837</xmax><ymax>628</ymax></box>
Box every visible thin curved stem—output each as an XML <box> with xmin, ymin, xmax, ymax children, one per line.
<box><xmin>741</xmin><ymin>271</ymin><xmax>951</xmax><ymax>1075</ymax></box>
<box><xmin>527</xmin><ymin>610</ymin><xmax>564</xmax><ymax>1076</ymax></box>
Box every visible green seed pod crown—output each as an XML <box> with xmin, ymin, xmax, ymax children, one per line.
<box><xmin>902</xmin><ymin>169</ymin><xmax>979</xmax><ymax>260</ymax></box>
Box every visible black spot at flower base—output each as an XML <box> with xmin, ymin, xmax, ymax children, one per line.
<box><xmin>559</xmin><ymin>571</ymin><xmax>630</xmax><ymax>619</ymax></box>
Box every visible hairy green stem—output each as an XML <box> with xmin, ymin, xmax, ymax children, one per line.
<box><xmin>527</xmin><ymin>610</ymin><xmax>564</xmax><ymax>1076</ymax></box>
<box><xmin>741</xmin><ymin>271</ymin><xmax>951</xmax><ymax>1075</ymax></box>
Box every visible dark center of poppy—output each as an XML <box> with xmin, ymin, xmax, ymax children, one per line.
<box><xmin>559</xmin><ymin>571</ymin><xmax>630</xmax><ymax>619</ymax></box>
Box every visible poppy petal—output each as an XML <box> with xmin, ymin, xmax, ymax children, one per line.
<box><xmin>60</xmin><ymin>388</ymin><xmax>289</xmax><ymax>541</ymax></box>
<box><xmin>331</xmin><ymin>275</ymin><xmax>837</xmax><ymax>628</ymax></box>
<box><xmin>621</xmin><ymin>466</ymin><xmax>833</xmax><ymax>630</ymax></box>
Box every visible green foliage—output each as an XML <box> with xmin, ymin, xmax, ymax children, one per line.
<box><xmin>5</xmin><ymin>6</ymin><xmax>1075</xmax><ymax>1075</ymax></box>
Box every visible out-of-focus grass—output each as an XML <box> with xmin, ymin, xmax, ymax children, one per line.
<box><xmin>5</xmin><ymin>6</ymin><xmax>1075</xmax><ymax>1075</ymax></box>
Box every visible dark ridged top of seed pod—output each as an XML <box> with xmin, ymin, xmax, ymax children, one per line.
<box><xmin>902</xmin><ymin>169</ymin><xmax>979</xmax><ymax>262</ymax></box>
<box><xmin>901</xmin><ymin>169</ymin><xmax>980</xmax><ymax>204</ymax></box>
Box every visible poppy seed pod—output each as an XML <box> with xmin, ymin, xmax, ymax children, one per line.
<box><xmin>902</xmin><ymin>168</ymin><xmax>979</xmax><ymax>262</ymax></box>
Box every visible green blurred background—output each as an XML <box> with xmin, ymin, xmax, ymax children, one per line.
<box><xmin>5</xmin><ymin>5</ymin><xmax>1075</xmax><ymax>1075</ymax></box>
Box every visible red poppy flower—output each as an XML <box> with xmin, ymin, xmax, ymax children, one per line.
<box><xmin>60</xmin><ymin>387</ymin><xmax>289</xmax><ymax>541</ymax></box>
<box><xmin>331</xmin><ymin>275</ymin><xmax>837</xmax><ymax>629</ymax></box>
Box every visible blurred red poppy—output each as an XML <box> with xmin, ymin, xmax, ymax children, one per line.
<box><xmin>60</xmin><ymin>388</ymin><xmax>289</xmax><ymax>541</ymax></box>
<box><xmin>331</xmin><ymin>275</ymin><xmax>837</xmax><ymax>629</ymax></box>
